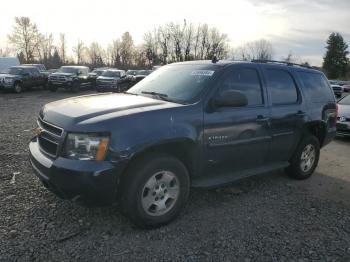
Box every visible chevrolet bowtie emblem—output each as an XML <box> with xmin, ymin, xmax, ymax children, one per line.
<box><xmin>36</xmin><ymin>127</ymin><xmax>44</xmax><ymax>136</ymax></box>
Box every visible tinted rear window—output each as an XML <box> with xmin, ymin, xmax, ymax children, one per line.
<box><xmin>298</xmin><ymin>72</ymin><xmax>334</xmax><ymax>102</ymax></box>
<box><xmin>266</xmin><ymin>69</ymin><xmax>298</xmax><ymax>105</ymax></box>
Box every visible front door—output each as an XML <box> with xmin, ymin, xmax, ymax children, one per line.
<box><xmin>203</xmin><ymin>65</ymin><xmax>271</xmax><ymax>176</ymax></box>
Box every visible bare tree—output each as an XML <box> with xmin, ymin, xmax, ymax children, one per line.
<box><xmin>119</xmin><ymin>32</ymin><xmax>134</xmax><ymax>69</ymax></box>
<box><xmin>183</xmin><ymin>22</ymin><xmax>194</xmax><ymax>61</ymax></box>
<box><xmin>143</xmin><ymin>30</ymin><xmax>159</xmax><ymax>66</ymax></box>
<box><xmin>246</xmin><ymin>39</ymin><xmax>273</xmax><ymax>60</ymax></box>
<box><xmin>0</xmin><ymin>47</ymin><xmax>13</xmax><ymax>57</ymax></box>
<box><xmin>107</xmin><ymin>39</ymin><xmax>121</xmax><ymax>68</ymax></box>
<box><xmin>59</xmin><ymin>33</ymin><xmax>67</xmax><ymax>64</ymax></box>
<box><xmin>87</xmin><ymin>42</ymin><xmax>105</xmax><ymax>67</ymax></box>
<box><xmin>158</xmin><ymin>25</ymin><xmax>171</xmax><ymax>64</ymax></box>
<box><xmin>72</xmin><ymin>40</ymin><xmax>85</xmax><ymax>64</ymax></box>
<box><xmin>37</xmin><ymin>33</ymin><xmax>55</xmax><ymax>64</ymax></box>
<box><xmin>8</xmin><ymin>17</ymin><xmax>40</xmax><ymax>62</ymax></box>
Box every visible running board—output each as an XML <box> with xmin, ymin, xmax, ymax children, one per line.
<box><xmin>192</xmin><ymin>162</ymin><xmax>290</xmax><ymax>188</ymax></box>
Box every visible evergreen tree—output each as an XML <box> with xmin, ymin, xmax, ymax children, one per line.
<box><xmin>323</xmin><ymin>32</ymin><xmax>349</xmax><ymax>79</ymax></box>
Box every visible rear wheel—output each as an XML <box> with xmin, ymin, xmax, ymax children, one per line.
<box><xmin>120</xmin><ymin>154</ymin><xmax>190</xmax><ymax>228</ymax></box>
<box><xmin>286</xmin><ymin>135</ymin><xmax>320</xmax><ymax>180</ymax></box>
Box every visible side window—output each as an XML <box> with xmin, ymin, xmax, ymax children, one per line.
<box><xmin>266</xmin><ymin>69</ymin><xmax>298</xmax><ymax>105</ymax></box>
<box><xmin>221</xmin><ymin>68</ymin><xmax>263</xmax><ymax>106</ymax></box>
<box><xmin>31</xmin><ymin>68</ymin><xmax>40</xmax><ymax>76</ymax></box>
<box><xmin>298</xmin><ymin>72</ymin><xmax>334</xmax><ymax>102</ymax></box>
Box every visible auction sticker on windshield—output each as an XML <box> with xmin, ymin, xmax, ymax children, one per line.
<box><xmin>191</xmin><ymin>70</ymin><xmax>215</xmax><ymax>76</ymax></box>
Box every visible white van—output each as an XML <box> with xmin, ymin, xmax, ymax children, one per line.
<box><xmin>0</xmin><ymin>57</ymin><xmax>20</xmax><ymax>73</ymax></box>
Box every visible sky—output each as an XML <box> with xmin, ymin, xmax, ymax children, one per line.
<box><xmin>0</xmin><ymin>0</ymin><xmax>349</xmax><ymax>66</ymax></box>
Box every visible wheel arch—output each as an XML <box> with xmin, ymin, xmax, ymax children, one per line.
<box><xmin>121</xmin><ymin>138</ymin><xmax>198</xmax><ymax>184</ymax></box>
<box><xmin>302</xmin><ymin>121</ymin><xmax>327</xmax><ymax>147</ymax></box>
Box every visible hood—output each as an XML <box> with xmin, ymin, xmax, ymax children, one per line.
<box><xmin>0</xmin><ymin>74</ymin><xmax>20</xmax><ymax>78</ymax></box>
<box><xmin>97</xmin><ymin>76</ymin><xmax>119</xmax><ymax>80</ymax></box>
<box><xmin>50</xmin><ymin>72</ymin><xmax>77</xmax><ymax>77</ymax></box>
<box><xmin>42</xmin><ymin>93</ymin><xmax>180</xmax><ymax>130</ymax></box>
<box><xmin>338</xmin><ymin>103</ymin><xmax>350</xmax><ymax>118</ymax></box>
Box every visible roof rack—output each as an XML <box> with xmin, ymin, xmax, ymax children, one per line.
<box><xmin>251</xmin><ymin>59</ymin><xmax>312</xmax><ymax>69</ymax></box>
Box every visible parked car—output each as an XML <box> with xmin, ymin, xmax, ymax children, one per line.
<box><xmin>22</xmin><ymin>64</ymin><xmax>49</xmax><ymax>86</ymax></box>
<box><xmin>48</xmin><ymin>66</ymin><xmax>93</xmax><ymax>92</ymax></box>
<box><xmin>96</xmin><ymin>69</ymin><xmax>130</xmax><ymax>92</ymax></box>
<box><xmin>336</xmin><ymin>94</ymin><xmax>350</xmax><ymax>136</ymax></box>
<box><xmin>342</xmin><ymin>85</ymin><xmax>350</xmax><ymax>93</ymax></box>
<box><xmin>29</xmin><ymin>60</ymin><xmax>337</xmax><ymax>228</ymax></box>
<box><xmin>0</xmin><ymin>66</ymin><xmax>47</xmax><ymax>93</ymax></box>
<box><xmin>331</xmin><ymin>84</ymin><xmax>342</xmax><ymax>98</ymax></box>
<box><xmin>88</xmin><ymin>67</ymin><xmax>110</xmax><ymax>87</ymax></box>
<box><xmin>126</xmin><ymin>69</ymin><xmax>153</xmax><ymax>86</ymax></box>
<box><xmin>0</xmin><ymin>57</ymin><xmax>20</xmax><ymax>73</ymax></box>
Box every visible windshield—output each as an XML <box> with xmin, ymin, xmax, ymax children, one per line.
<box><xmin>127</xmin><ymin>65</ymin><xmax>218</xmax><ymax>104</ymax></box>
<box><xmin>93</xmin><ymin>70</ymin><xmax>105</xmax><ymax>76</ymax></box>
<box><xmin>137</xmin><ymin>70</ymin><xmax>151</xmax><ymax>76</ymax></box>
<box><xmin>339</xmin><ymin>95</ymin><xmax>350</xmax><ymax>105</ymax></box>
<box><xmin>6</xmin><ymin>67</ymin><xmax>24</xmax><ymax>75</ymax></box>
<box><xmin>58</xmin><ymin>67</ymin><xmax>79</xmax><ymax>74</ymax></box>
<box><xmin>127</xmin><ymin>70</ymin><xmax>137</xmax><ymax>76</ymax></box>
<box><xmin>102</xmin><ymin>70</ymin><xmax>121</xmax><ymax>77</ymax></box>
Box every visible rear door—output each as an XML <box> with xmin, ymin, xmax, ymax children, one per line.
<box><xmin>260</xmin><ymin>66</ymin><xmax>307</xmax><ymax>163</ymax></box>
<box><xmin>203</xmin><ymin>64</ymin><xmax>271</xmax><ymax>176</ymax></box>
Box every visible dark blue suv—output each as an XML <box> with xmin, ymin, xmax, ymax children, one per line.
<box><xmin>29</xmin><ymin>60</ymin><xmax>337</xmax><ymax>228</ymax></box>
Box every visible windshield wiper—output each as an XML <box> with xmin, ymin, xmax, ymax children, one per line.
<box><xmin>141</xmin><ymin>91</ymin><xmax>172</xmax><ymax>102</ymax></box>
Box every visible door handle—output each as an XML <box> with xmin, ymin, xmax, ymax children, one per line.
<box><xmin>296</xmin><ymin>110</ymin><xmax>306</xmax><ymax>117</ymax></box>
<box><xmin>256</xmin><ymin>115</ymin><xmax>270</xmax><ymax>122</ymax></box>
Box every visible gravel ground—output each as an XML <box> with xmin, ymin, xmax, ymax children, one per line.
<box><xmin>0</xmin><ymin>89</ymin><xmax>350</xmax><ymax>262</ymax></box>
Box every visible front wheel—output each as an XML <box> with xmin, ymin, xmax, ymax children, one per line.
<box><xmin>70</xmin><ymin>82</ymin><xmax>80</xmax><ymax>93</ymax></box>
<box><xmin>285</xmin><ymin>135</ymin><xmax>320</xmax><ymax>180</ymax></box>
<box><xmin>13</xmin><ymin>82</ymin><xmax>22</xmax><ymax>93</ymax></box>
<box><xmin>120</xmin><ymin>154</ymin><xmax>190</xmax><ymax>228</ymax></box>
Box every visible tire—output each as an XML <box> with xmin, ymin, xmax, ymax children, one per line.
<box><xmin>71</xmin><ymin>82</ymin><xmax>80</xmax><ymax>93</ymax></box>
<box><xmin>49</xmin><ymin>85</ymin><xmax>57</xmax><ymax>92</ymax></box>
<box><xmin>43</xmin><ymin>81</ymin><xmax>48</xmax><ymax>90</ymax></box>
<box><xmin>13</xmin><ymin>82</ymin><xmax>22</xmax><ymax>93</ymax></box>
<box><xmin>120</xmin><ymin>153</ymin><xmax>190</xmax><ymax>228</ymax></box>
<box><xmin>285</xmin><ymin>134</ymin><xmax>320</xmax><ymax>180</ymax></box>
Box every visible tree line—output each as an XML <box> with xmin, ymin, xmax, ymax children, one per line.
<box><xmin>1</xmin><ymin>17</ymin><xmax>349</xmax><ymax>79</ymax></box>
<box><xmin>3</xmin><ymin>17</ymin><xmax>276</xmax><ymax>70</ymax></box>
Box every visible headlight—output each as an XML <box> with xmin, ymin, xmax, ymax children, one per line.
<box><xmin>4</xmin><ymin>78</ymin><xmax>13</xmax><ymax>83</ymax></box>
<box><xmin>64</xmin><ymin>133</ymin><xmax>109</xmax><ymax>161</ymax></box>
<box><xmin>65</xmin><ymin>77</ymin><xmax>73</xmax><ymax>81</ymax></box>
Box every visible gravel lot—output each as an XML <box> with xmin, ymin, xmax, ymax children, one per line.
<box><xmin>0</xmin><ymin>89</ymin><xmax>349</xmax><ymax>262</ymax></box>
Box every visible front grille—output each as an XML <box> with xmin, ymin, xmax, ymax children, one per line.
<box><xmin>50</xmin><ymin>75</ymin><xmax>66</xmax><ymax>83</ymax></box>
<box><xmin>37</xmin><ymin>118</ymin><xmax>64</xmax><ymax>157</ymax></box>
<box><xmin>97</xmin><ymin>80</ymin><xmax>114</xmax><ymax>88</ymax></box>
<box><xmin>38</xmin><ymin>136</ymin><xmax>58</xmax><ymax>156</ymax></box>
<box><xmin>38</xmin><ymin>118</ymin><xmax>63</xmax><ymax>136</ymax></box>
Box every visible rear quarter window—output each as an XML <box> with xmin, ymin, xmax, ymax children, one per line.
<box><xmin>298</xmin><ymin>71</ymin><xmax>334</xmax><ymax>102</ymax></box>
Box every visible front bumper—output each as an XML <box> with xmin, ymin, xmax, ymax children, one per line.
<box><xmin>48</xmin><ymin>81</ymin><xmax>72</xmax><ymax>88</ymax></box>
<box><xmin>96</xmin><ymin>84</ymin><xmax>119</xmax><ymax>92</ymax></box>
<box><xmin>29</xmin><ymin>137</ymin><xmax>126</xmax><ymax>205</ymax></box>
<box><xmin>0</xmin><ymin>82</ymin><xmax>14</xmax><ymax>89</ymax></box>
<box><xmin>336</xmin><ymin>122</ymin><xmax>350</xmax><ymax>136</ymax></box>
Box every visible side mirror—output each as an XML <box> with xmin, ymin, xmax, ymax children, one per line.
<box><xmin>214</xmin><ymin>90</ymin><xmax>248</xmax><ymax>108</ymax></box>
<box><xmin>121</xmin><ymin>74</ymin><xmax>126</xmax><ymax>78</ymax></box>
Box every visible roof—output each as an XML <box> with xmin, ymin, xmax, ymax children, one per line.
<box><xmin>61</xmin><ymin>65</ymin><xmax>89</xmax><ymax>69</ymax></box>
<box><xmin>169</xmin><ymin>60</ymin><xmax>322</xmax><ymax>73</ymax></box>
